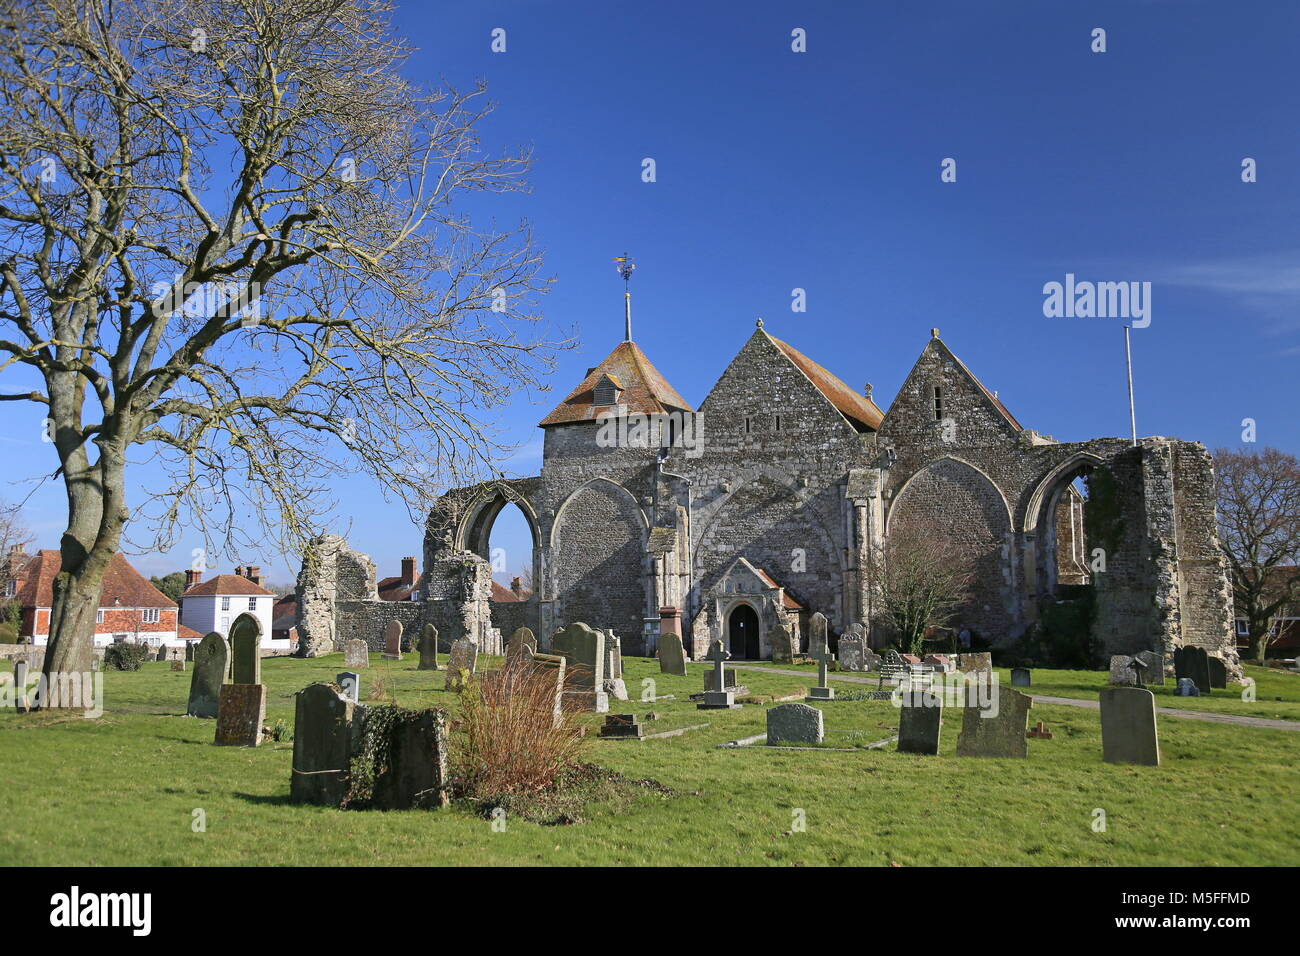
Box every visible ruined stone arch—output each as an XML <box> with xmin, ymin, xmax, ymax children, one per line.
<box><xmin>1023</xmin><ymin>451</ymin><xmax>1105</xmax><ymax>601</ymax></box>
<box><xmin>885</xmin><ymin>455</ymin><xmax>1012</xmax><ymax>536</ymax></box>
<box><xmin>1023</xmin><ymin>451</ymin><xmax>1105</xmax><ymax>536</ymax></box>
<box><xmin>457</xmin><ymin>482</ymin><xmax>542</xmax><ymax>559</ymax></box>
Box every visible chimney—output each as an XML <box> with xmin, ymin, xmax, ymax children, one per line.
<box><xmin>234</xmin><ymin>565</ymin><xmax>245</xmax><ymax>578</ymax></box>
<box><xmin>185</xmin><ymin>569</ymin><xmax>202</xmax><ymax>589</ymax></box>
<box><xmin>245</xmin><ymin>565</ymin><xmax>262</xmax><ymax>586</ymax></box>
<box><xmin>401</xmin><ymin>557</ymin><xmax>417</xmax><ymax>587</ymax></box>
<box><xmin>511</xmin><ymin>576</ymin><xmax>525</xmax><ymax>599</ymax></box>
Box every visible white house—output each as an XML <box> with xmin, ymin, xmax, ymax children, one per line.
<box><xmin>179</xmin><ymin>566</ymin><xmax>284</xmax><ymax>650</ymax></box>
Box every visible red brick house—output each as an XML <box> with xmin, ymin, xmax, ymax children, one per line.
<box><xmin>13</xmin><ymin>550</ymin><xmax>183</xmax><ymax>649</ymax></box>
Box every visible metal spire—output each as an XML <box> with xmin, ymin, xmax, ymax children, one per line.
<box><xmin>613</xmin><ymin>254</ymin><xmax>635</xmax><ymax>342</ymax></box>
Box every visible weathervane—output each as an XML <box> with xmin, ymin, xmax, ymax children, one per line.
<box><xmin>613</xmin><ymin>253</ymin><xmax>635</xmax><ymax>342</ymax></box>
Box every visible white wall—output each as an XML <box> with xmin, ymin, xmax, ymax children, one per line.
<box><xmin>181</xmin><ymin>593</ymin><xmax>278</xmax><ymax>647</ymax></box>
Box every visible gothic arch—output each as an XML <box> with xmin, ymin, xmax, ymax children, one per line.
<box><xmin>550</xmin><ymin>476</ymin><xmax>648</xmax><ymax>550</ymax></box>
<box><xmin>457</xmin><ymin>482</ymin><xmax>542</xmax><ymax>559</ymax></box>
<box><xmin>885</xmin><ymin>455</ymin><xmax>1012</xmax><ymax>535</ymax></box>
<box><xmin>1023</xmin><ymin>452</ymin><xmax>1105</xmax><ymax>535</ymax></box>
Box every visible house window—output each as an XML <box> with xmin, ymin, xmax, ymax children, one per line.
<box><xmin>933</xmin><ymin>386</ymin><xmax>944</xmax><ymax>421</ymax></box>
<box><xmin>142</xmin><ymin>608</ymin><xmax>160</xmax><ymax>624</ymax></box>
<box><xmin>248</xmin><ymin>597</ymin><xmax>256</xmax><ymax>611</ymax></box>
<box><xmin>221</xmin><ymin>596</ymin><xmax>230</xmax><ymax>611</ymax></box>
<box><xmin>1234</xmin><ymin>619</ymin><xmax>1248</xmax><ymax>636</ymax></box>
<box><xmin>221</xmin><ymin>616</ymin><xmax>230</xmax><ymax>633</ymax></box>
<box><xmin>95</xmin><ymin>609</ymin><xmax>104</xmax><ymax>624</ymax></box>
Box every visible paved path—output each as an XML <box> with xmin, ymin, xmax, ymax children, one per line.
<box><xmin>728</xmin><ymin>664</ymin><xmax>1300</xmax><ymax>732</ymax></box>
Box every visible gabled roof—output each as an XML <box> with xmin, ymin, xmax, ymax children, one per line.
<box><xmin>751</xmin><ymin>566</ymin><xmax>804</xmax><ymax>610</ymax></box>
<box><xmin>16</xmin><ymin>550</ymin><xmax>178</xmax><ymax>609</ymax></box>
<box><xmin>490</xmin><ymin>580</ymin><xmax>520</xmax><ymax>602</ymax></box>
<box><xmin>766</xmin><ymin>333</ymin><xmax>885</xmax><ymax>432</ymax></box>
<box><xmin>539</xmin><ymin>340</ymin><xmax>693</xmax><ymax>427</ymax></box>
<box><xmin>939</xmin><ymin>339</ymin><xmax>1023</xmax><ymax>430</ymax></box>
<box><xmin>182</xmin><ymin>574</ymin><xmax>276</xmax><ymax>598</ymax></box>
<box><xmin>377</xmin><ymin>574</ymin><xmax>423</xmax><ymax>602</ymax></box>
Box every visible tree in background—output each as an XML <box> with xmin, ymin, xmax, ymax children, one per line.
<box><xmin>868</xmin><ymin>518</ymin><xmax>974</xmax><ymax>656</ymax></box>
<box><xmin>149</xmin><ymin>572</ymin><xmax>188</xmax><ymax>604</ymax></box>
<box><xmin>1214</xmin><ymin>447</ymin><xmax>1300</xmax><ymax>663</ymax></box>
<box><xmin>0</xmin><ymin>1</ymin><xmax>566</xmax><ymax>684</ymax></box>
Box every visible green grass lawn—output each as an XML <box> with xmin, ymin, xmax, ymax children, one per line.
<box><xmin>2</xmin><ymin>655</ymin><xmax>1297</xmax><ymax>866</ymax></box>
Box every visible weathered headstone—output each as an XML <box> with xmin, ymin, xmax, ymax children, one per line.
<box><xmin>808</xmin><ymin>611</ymin><xmax>829</xmax><ymax>656</ymax></box>
<box><xmin>838</xmin><ymin>634</ymin><xmax>867</xmax><ymax>672</ymax></box>
<box><xmin>897</xmin><ymin>689</ymin><xmax>943</xmax><ymax>755</ymax></box>
<box><xmin>444</xmin><ymin>637</ymin><xmax>478</xmax><ymax>692</ymax></box>
<box><xmin>1174</xmin><ymin>645</ymin><xmax>1211</xmax><ymax>695</ymax></box>
<box><xmin>382</xmin><ymin>620</ymin><xmax>403</xmax><ymax>661</ymax></box>
<box><xmin>552</xmin><ymin>621</ymin><xmax>609</xmax><ymax>712</ymax></box>
<box><xmin>769</xmin><ymin>617</ymin><xmax>797</xmax><ymax>664</ymax></box>
<box><xmin>862</xmin><ymin>649</ymin><xmax>882</xmax><ymax>672</ymax></box>
<box><xmin>1175</xmin><ymin>677</ymin><xmax>1200</xmax><ymax>697</ymax></box>
<box><xmin>417</xmin><ymin>623</ymin><xmax>440</xmax><ymax>670</ymax></box>
<box><xmin>1135</xmin><ymin>650</ymin><xmax>1164</xmax><ymax>685</ymax></box>
<box><xmin>505</xmin><ymin>627</ymin><xmax>537</xmax><ymax>665</ymax></box>
<box><xmin>365</xmin><ymin>707</ymin><xmax>450</xmax><ymax>810</ymax></box>
<box><xmin>1099</xmin><ymin>686</ymin><xmax>1160</xmax><ymax>766</ymax></box>
<box><xmin>1108</xmin><ymin>655</ymin><xmax>1138</xmax><ymax>687</ymax></box>
<box><xmin>923</xmin><ymin>653</ymin><xmax>954</xmax><ymax>673</ymax></box>
<box><xmin>343</xmin><ymin>639</ymin><xmax>369</xmax><ymax>668</ymax></box>
<box><xmin>336</xmin><ymin>671</ymin><xmax>360</xmax><ymax>702</ymax></box>
<box><xmin>604</xmin><ymin>631</ymin><xmax>628</xmax><ymax>700</ymax></box>
<box><xmin>229</xmin><ymin>613</ymin><xmax>261</xmax><ymax>685</ymax></box>
<box><xmin>698</xmin><ymin>640</ymin><xmax>740</xmax><ymax>710</ymax></box>
<box><xmin>806</xmin><ymin>643</ymin><xmax>835</xmax><ymax>701</ymax></box>
<box><xmin>290</xmin><ymin>683</ymin><xmax>355</xmax><ymax>805</ymax></box>
<box><xmin>766</xmin><ymin>702</ymin><xmax>824</xmax><ymax>745</ymax></box>
<box><xmin>13</xmin><ymin>656</ymin><xmax>30</xmax><ymax>713</ymax></box>
<box><xmin>170</xmin><ymin>659</ymin><xmax>185</xmax><ymax>672</ymax></box>
<box><xmin>186</xmin><ymin>632</ymin><xmax>229</xmax><ymax>718</ymax></box>
<box><xmin>658</xmin><ymin>632</ymin><xmax>688</xmax><ymax>676</ymax></box>
<box><xmin>598</xmin><ymin>713</ymin><xmax>644</xmax><ymax>739</ymax></box>
<box><xmin>956</xmin><ymin>686</ymin><xmax>1032</xmax><ymax>758</ymax></box>
<box><xmin>1010</xmin><ymin>667</ymin><xmax>1031</xmax><ymax>687</ymax></box>
<box><xmin>1208</xmin><ymin>656</ymin><xmax>1228</xmax><ymax>690</ymax></box>
<box><xmin>532</xmin><ymin>653</ymin><xmax>567</xmax><ymax>728</ymax></box>
<box><xmin>1027</xmin><ymin>720</ymin><xmax>1053</xmax><ymax>739</ymax></box>
<box><xmin>957</xmin><ymin>652</ymin><xmax>992</xmax><ymax>680</ymax></box>
<box><xmin>214</xmin><ymin>683</ymin><xmax>265</xmax><ymax>746</ymax></box>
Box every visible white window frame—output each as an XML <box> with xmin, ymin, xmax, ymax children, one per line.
<box><xmin>142</xmin><ymin>608</ymin><xmax>160</xmax><ymax>625</ymax></box>
<box><xmin>248</xmin><ymin>597</ymin><xmax>256</xmax><ymax>611</ymax></box>
<box><xmin>95</xmin><ymin>608</ymin><xmax>105</xmax><ymax>624</ymax></box>
<box><xmin>221</xmin><ymin>596</ymin><xmax>230</xmax><ymax>611</ymax></box>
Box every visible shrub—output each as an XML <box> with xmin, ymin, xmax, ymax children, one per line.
<box><xmin>451</xmin><ymin>659</ymin><xmax>588</xmax><ymax>805</ymax></box>
<box><xmin>102</xmin><ymin>642</ymin><xmax>152</xmax><ymax>671</ymax></box>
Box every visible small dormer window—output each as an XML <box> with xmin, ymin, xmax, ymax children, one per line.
<box><xmin>592</xmin><ymin>375</ymin><xmax>618</xmax><ymax>407</ymax></box>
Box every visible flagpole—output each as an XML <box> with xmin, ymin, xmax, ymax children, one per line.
<box><xmin>1125</xmin><ymin>325</ymin><xmax>1137</xmax><ymax>447</ymax></box>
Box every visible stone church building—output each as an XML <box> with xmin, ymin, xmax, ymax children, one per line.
<box><xmin>297</xmin><ymin>319</ymin><xmax>1237</xmax><ymax>670</ymax></box>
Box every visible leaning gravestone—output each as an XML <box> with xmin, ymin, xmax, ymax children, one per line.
<box><xmin>766</xmin><ymin>702</ymin><xmax>824</xmax><ymax>745</ymax></box>
<box><xmin>838</xmin><ymin>634</ymin><xmax>867</xmax><ymax>672</ymax></box>
<box><xmin>417</xmin><ymin>623</ymin><xmax>439</xmax><ymax>671</ymax></box>
<box><xmin>1208</xmin><ymin>656</ymin><xmax>1228</xmax><ymax>690</ymax></box>
<box><xmin>383</xmin><ymin>620</ymin><xmax>403</xmax><ymax>661</ymax></box>
<box><xmin>808</xmin><ymin>612</ymin><xmax>829</xmax><ymax>656</ymax></box>
<box><xmin>336</xmin><ymin>671</ymin><xmax>360</xmax><ymax>702</ymax></box>
<box><xmin>505</xmin><ymin>627</ymin><xmax>537</xmax><ymax>665</ymax></box>
<box><xmin>1099</xmin><ymin>686</ymin><xmax>1160</xmax><ymax>766</ymax></box>
<box><xmin>956</xmin><ymin>686</ymin><xmax>1032</xmax><ymax>758</ymax></box>
<box><xmin>1174</xmin><ymin>645</ymin><xmax>1211</xmax><ymax>695</ymax></box>
<box><xmin>290</xmin><ymin>683</ymin><xmax>356</xmax><ymax>805</ymax></box>
<box><xmin>658</xmin><ymin>632</ymin><xmax>688</xmax><ymax>676</ymax></box>
<box><xmin>229</xmin><ymin>614</ymin><xmax>261</xmax><ymax>685</ymax></box>
<box><xmin>1010</xmin><ymin>667</ymin><xmax>1031</xmax><ymax>687</ymax></box>
<box><xmin>214</xmin><ymin>683</ymin><xmax>265</xmax><ymax>746</ymax></box>
<box><xmin>552</xmin><ymin>621</ymin><xmax>609</xmax><ymax>712</ymax></box>
<box><xmin>343</xmin><ymin>639</ymin><xmax>369</xmax><ymax>668</ymax></box>
<box><xmin>1135</xmin><ymin>650</ymin><xmax>1164</xmax><ymax>685</ymax></box>
<box><xmin>444</xmin><ymin>638</ymin><xmax>478</xmax><ymax>692</ymax></box>
<box><xmin>186</xmin><ymin>632</ymin><xmax>229</xmax><ymax>718</ymax></box>
<box><xmin>897</xmin><ymin>689</ymin><xmax>943</xmax><ymax>755</ymax></box>
<box><xmin>1108</xmin><ymin>655</ymin><xmax>1138</xmax><ymax>686</ymax></box>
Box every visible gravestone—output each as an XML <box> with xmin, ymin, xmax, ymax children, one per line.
<box><xmin>533</xmin><ymin>653</ymin><xmax>567</xmax><ymax>728</ymax></box>
<box><xmin>806</xmin><ymin>643</ymin><xmax>835</xmax><ymax>702</ymax></box>
<box><xmin>1010</xmin><ymin>667</ymin><xmax>1031</xmax><ymax>687</ymax></box>
<box><xmin>343</xmin><ymin>639</ymin><xmax>369</xmax><ymax>668</ymax></box>
<box><xmin>658</xmin><ymin>632</ymin><xmax>688</xmax><ymax>676</ymax></box>
<box><xmin>444</xmin><ymin>638</ymin><xmax>478</xmax><ymax>692</ymax></box>
<box><xmin>13</xmin><ymin>656</ymin><xmax>30</xmax><ymax>713</ymax></box>
<box><xmin>552</xmin><ymin>621</ymin><xmax>609</xmax><ymax>712</ymax></box>
<box><xmin>1108</xmin><ymin>655</ymin><xmax>1138</xmax><ymax>686</ymax></box>
<box><xmin>604</xmin><ymin>632</ymin><xmax>628</xmax><ymax>701</ymax></box>
<box><xmin>1027</xmin><ymin>720</ymin><xmax>1053</xmax><ymax>739</ymax></box>
<box><xmin>186</xmin><ymin>632</ymin><xmax>229</xmax><ymax>718</ymax></box>
<box><xmin>598</xmin><ymin>714</ymin><xmax>644</xmax><ymax>739</ymax></box>
<box><xmin>366</xmin><ymin>708</ymin><xmax>450</xmax><ymax>810</ymax></box>
<box><xmin>808</xmin><ymin>612</ymin><xmax>829</xmax><ymax>656</ymax></box>
<box><xmin>862</xmin><ymin>649</ymin><xmax>882</xmax><ymax>672</ymax></box>
<box><xmin>923</xmin><ymin>654</ymin><xmax>953</xmax><ymax>673</ymax></box>
<box><xmin>1174</xmin><ymin>645</ymin><xmax>1211</xmax><ymax>695</ymax></box>
<box><xmin>214</xmin><ymin>683</ymin><xmax>265</xmax><ymax>746</ymax></box>
<box><xmin>698</xmin><ymin>640</ymin><xmax>740</xmax><ymax>709</ymax></box>
<box><xmin>838</xmin><ymin>634</ymin><xmax>867</xmax><ymax>672</ymax></box>
<box><xmin>170</xmin><ymin>659</ymin><xmax>185</xmax><ymax>672</ymax></box>
<box><xmin>956</xmin><ymin>686</ymin><xmax>1032</xmax><ymax>758</ymax></box>
<box><xmin>505</xmin><ymin>627</ymin><xmax>537</xmax><ymax>665</ymax></box>
<box><xmin>290</xmin><ymin>683</ymin><xmax>356</xmax><ymax>805</ymax></box>
<box><xmin>417</xmin><ymin>623</ymin><xmax>440</xmax><ymax>670</ymax></box>
<box><xmin>336</xmin><ymin>671</ymin><xmax>360</xmax><ymax>702</ymax></box>
<box><xmin>1135</xmin><ymin>650</ymin><xmax>1164</xmax><ymax>685</ymax></box>
<box><xmin>766</xmin><ymin>702</ymin><xmax>824</xmax><ymax>745</ymax></box>
<box><xmin>897</xmin><ymin>689</ymin><xmax>943</xmax><ymax>755</ymax></box>
<box><xmin>957</xmin><ymin>652</ymin><xmax>992</xmax><ymax>680</ymax></box>
<box><xmin>1099</xmin><ymin>686</ymin><xmax>1160</xmax><ymax>766</ymax></box>
<box><xmin>1208</xmin><ymin>656</ymin><xmax>1228</xmax><ymax>690</ymax></box>
<box><xmin>1174</xmin><ymin>677</ymin><xmax>1200</xmax><ymax>696</ymax></box>
<box><xmin>383</xmin><ymin>620</ymin><xmax>403</xmax><ymax>661</ymax></box>
<box><xmin>770</xmin><ymin>617</ymin><xmax>797</xmax><ymax>663</ymax></box>
<box><xmin>229</xmin><ymin>613</ymin><xmax>261</xmax><ymax>685</ymax></box>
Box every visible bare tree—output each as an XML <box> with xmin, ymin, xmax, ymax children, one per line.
<box><xmin>869</xmin><ymin>519</ymin><xmax>974</xmax><ymax>656</ymax></box>
<box><xmin>0</xmin><ymin>497</ymin><xmax>34</xmax><ymax>564</ymax></box>
<box><xmin>0</xmin><ymin>0</ymin><xmax>567</xmax><ymax>685</ymax></box>
<box><xmin>1215</xmin><ymin>447</ymin><xmax>1300</xmax><ymax>663</ymax></box>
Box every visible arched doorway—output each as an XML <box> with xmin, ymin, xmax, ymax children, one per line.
<box><xmin>728</xmin><ymin>604</ymin><xmax>760</xmax><ymax>660</ymax></box>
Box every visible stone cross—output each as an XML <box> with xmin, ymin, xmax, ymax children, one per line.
<box><xmin>706</xmin><ymin>639</ymin><xmax>730</xmax><ymax>693</ymax></box>
<box><xmin>806</xmin><ymin>643</ymin><xmax>836</xmax><ymax>701</ymax></box>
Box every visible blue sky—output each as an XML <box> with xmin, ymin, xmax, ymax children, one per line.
<box><xmin>4</xmin><ymin>0</ymin><xmax>1298</xmax><ymax>586</ymax></box>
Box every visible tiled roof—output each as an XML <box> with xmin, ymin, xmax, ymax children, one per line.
<box><xmin>766</xmin><ymin>334</ymin><xmax>885</xmax><ymax>432</ymax></box>
<box><xmin>15</xmin><ymin>550</ymin><xmax>178</xmax><ymax>609</ymax></box>
<box><xmin>377</xmin><ymin>574</ymin><xmax>423</xmax><ymax>602</ymax></box>
<box><xmin>490</xmin><ymin>580</ymin><xmax>520</xmax><ymax>603</ymax></box>
<box><xmin>179</xmin><ymin>625</ymin><xmax>204</xmax><ymax>640</ymax></box>
<box><xmin>182</xmin><ymin>574</ymin><xmax>276</xmax><ymax>598</ymax></box>
<box><xmin>539</xmin><ymin>341</ymin><xmax>693</xmax><ymax>427</ymax></box>
<box><xmin>752</xmin><ymin>566</ymin><xmax>804</xmax><ymax>610</ymax></box>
